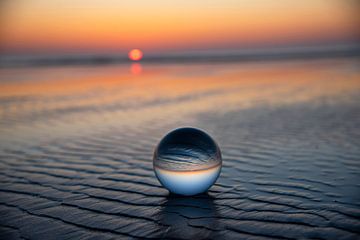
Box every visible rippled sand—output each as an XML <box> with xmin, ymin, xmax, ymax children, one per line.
<box><xmin>0</xmin><ymin>59</ymin><xmax>359</xmax><ymax>239</ymax></box>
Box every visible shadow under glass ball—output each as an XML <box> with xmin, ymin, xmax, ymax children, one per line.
<box><xmin>153</xmin><ymin>127</ymin><xmax>222</xmax><ymax>196</ymax></box>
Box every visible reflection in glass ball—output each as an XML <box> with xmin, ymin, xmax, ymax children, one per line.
<box><xmin>153</xmin><ymin>127</ymin><xmax>222</xmax><ymax>196</ymax></box>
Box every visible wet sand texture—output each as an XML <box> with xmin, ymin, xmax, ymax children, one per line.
<box><xmin>0</xmin><ymin>59</ymin><xmax>359</xmax><ymax>239</ymax></box>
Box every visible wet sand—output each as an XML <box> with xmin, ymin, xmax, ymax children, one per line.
<box><xmin>0</xmin><ymin>58</ymin><xmax>359</xmax><ymax>239</ymax></box>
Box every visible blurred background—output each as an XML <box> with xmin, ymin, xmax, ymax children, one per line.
<box><xmin>0</xmin><ymin>0</ymin><xmax>359</xmax><ymax>63</ymax></box>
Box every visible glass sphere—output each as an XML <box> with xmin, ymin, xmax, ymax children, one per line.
<box><xmin>153</xmin><ymin>127</ymin><xmax>222</xmax><ymax>196</ymax></box>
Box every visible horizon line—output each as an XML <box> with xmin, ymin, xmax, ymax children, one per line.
<box><xmin>1</xmin><ymin>45</ymin><xmax>359</xmax><ymax>68</ymax></box>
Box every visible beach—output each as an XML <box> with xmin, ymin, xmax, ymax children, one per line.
<box><xmin>0</xmin><ymin>58</ymin><xmax>359</xmax><ymax>239</ymax></box>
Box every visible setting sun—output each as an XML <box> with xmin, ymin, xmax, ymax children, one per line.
<box><xmin>128</xmin><ymin>49</ymin><xmax>143</xmax><ymax>61</ymax></box>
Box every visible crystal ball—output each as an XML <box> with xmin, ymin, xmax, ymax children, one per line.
<box><xmin>153</xmin><ymin>127</ymin><xmax>222</xmax><ymax>196</ymax></box>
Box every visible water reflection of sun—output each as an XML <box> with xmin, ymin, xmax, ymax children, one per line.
<box><xmin>130</xmin><ymin>63</ymin><xmax>142</xmax><ymax>75</ymax></box>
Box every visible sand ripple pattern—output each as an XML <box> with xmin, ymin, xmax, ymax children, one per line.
<box><xmin>0</xmin><ymin>60</ymin><xmax>360</xmax><ymax>239</ymax></box>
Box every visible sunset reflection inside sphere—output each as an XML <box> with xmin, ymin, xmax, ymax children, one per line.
<box><xmin>153</xmin><ymin>127</ymin><xmax>222</xmax><ymax>196</ymax></box>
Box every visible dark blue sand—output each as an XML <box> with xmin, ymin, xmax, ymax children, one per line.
<box><xmin>0</xmin><ymin>59</ymin><xmax>359</xmax><ymax>239</ymax></box>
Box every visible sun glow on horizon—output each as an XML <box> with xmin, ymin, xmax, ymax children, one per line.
<box><xmin>129</xmin><ymin>49</ymin><xmax>143</xmax><ymax>61</ymax></box>
<box><xmin>0</xmin><ymin>0</ymin><xmax>358</xmax><ymax>54</ymax></box>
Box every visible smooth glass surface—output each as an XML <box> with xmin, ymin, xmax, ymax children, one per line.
<box><xmin>153</xmin><ymin>127</ymin><xmax>222</xmax><ymax>195</ymax></box>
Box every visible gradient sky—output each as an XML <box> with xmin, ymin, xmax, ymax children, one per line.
<box><xmin>0</xmin><ymin>0</ymin><xmax>359</xmax><ymax>55</ymax></box>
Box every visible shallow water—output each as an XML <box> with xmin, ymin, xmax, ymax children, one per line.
<box><xmin>0</xmin><ymin>59</ymin><xmax>359</xmax><ymax>239</ymax></box>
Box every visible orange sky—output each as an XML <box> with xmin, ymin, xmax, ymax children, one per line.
<box><xmin>0</xmin><ymin>0</ymin><xmax>359</xmax><ymax>54</ymax></box>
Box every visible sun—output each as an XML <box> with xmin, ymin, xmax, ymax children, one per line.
<box><xmin>128</xmin><ymin>49</ymin><xmax>143</xmax><ymax>61</ymax></box>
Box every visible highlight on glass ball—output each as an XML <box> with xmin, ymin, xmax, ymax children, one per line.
<box><xmin>153</xmin><ymin>127</ymin><xmax>222</xmax><ymax>196</ymax></box>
